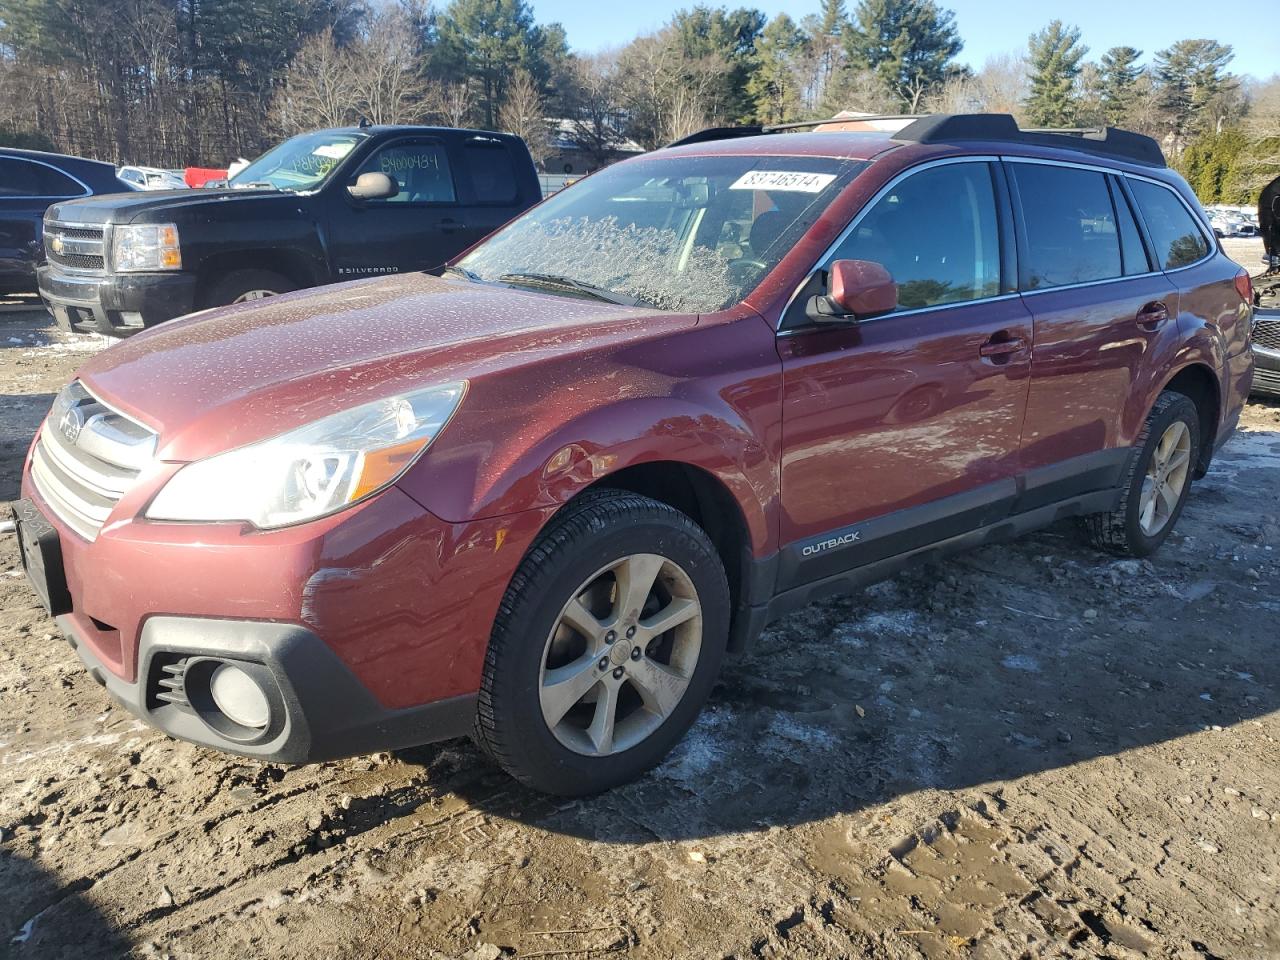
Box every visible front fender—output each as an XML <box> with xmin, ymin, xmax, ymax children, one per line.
<box><xmin>397</xmin><ymin>312</ymin><xmax>785</xmax><ymax>557</ymax></box>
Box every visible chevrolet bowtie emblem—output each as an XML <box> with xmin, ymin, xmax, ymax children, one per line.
<box><xmin>50</xmin><ymin>234</ymin><xmax>64</xmax><ymax>254</ymax></box>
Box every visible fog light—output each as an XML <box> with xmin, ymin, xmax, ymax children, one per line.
<box><xmin>208</xmin><ymin>663</ymin><xmax>270</xmax><ymax>729</ymax></box>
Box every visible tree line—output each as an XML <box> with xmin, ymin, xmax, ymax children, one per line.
<box><xmin>0</xmin><ymin>0</ymin><xmax>1276</xmax><ymax>201</ymax></box>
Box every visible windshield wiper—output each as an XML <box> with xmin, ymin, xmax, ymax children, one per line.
<box><xmin>497</xmin><ymin>272</ymin><xmax>641</xmax><ymax>306</ymax></box>
<box><xmin>443</xmin><ymin>265</ymin><xmax>482</xmax><ymax>282</ymax></box>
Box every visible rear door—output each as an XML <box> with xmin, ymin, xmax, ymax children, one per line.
<box><xmin>449</xmin><ymin>135</ymin><xmax>536</xmax><ymax>251</ymax></box>
<box><xmin>325</xmin><ymin>135</ymin><xmax>464</xmax><ymax>280</ymax></box>
<box><xmin>776</xmin><ymin>158</ymin><xmax>1033</xmax><ymax>589</ymax></box>
<box><xmin>0</xmin><ymin>157</ymin><xmax>87</xmax><ymax>291</ymax></box>
<box><xmin>1008</xmin><ymin>159</ymin><xmax>1179</xmax><ymax>498</ymax></box>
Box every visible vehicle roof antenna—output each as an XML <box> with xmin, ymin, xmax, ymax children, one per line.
<box><xmin>358</xmin><ymin>116</ymin><xmax>372</xmax><ymax>129</ymax></box>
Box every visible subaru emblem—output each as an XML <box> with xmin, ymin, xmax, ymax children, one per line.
<box><xmin>58</xmin><ymin>405</ymin><xmax>85</xmax><ymax>444</ymax></box>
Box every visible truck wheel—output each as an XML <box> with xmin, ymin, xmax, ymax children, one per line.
<box><xmin>473</xmin><ymin>489</ymin><xmax>730</xmax><ymax>796</ymax></box>
<box><xmin>1083</xmin><ymin>392</ymin><xmax>1200</xmax><ymax>557</ymax></box>
<box><xmin>200</xmin><ymin>269</ymin><xmax>295</xmax><ymax>308</ymax></box>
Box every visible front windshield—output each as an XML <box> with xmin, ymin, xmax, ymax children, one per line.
<box><xmin>229</xmin><ymin>131</ymin><xmax>366</xmax><ymax>192</ymax></box>
<box><xmin>458</xmin><ymin>154</ymin><xmax>865</xmax><ymax>312</ymax></box>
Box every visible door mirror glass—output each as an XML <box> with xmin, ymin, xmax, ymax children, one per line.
<box><xmin>807</xmin><ymin>259</ymin><xmax>898</xmax><ymax>322</ymax></box>
<box><xmin>348</xmin><ymin>172</ymin><xmax>399</xmax><ymax>201</ymax></box>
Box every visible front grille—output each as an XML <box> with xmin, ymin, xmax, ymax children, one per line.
<box><xmin>44</xmin><ymin>221</ymin><xmax>106</xmax><ymax>273</ymax></box>
<box><xmin>1253</xmin><ymin>317</ymin><xmax>1280</xmax><ymax>352</ymax></box>
<box><xmin>1254</xmin><ymin>366</ymin><xmax>1280</xmax><ymax>397</ymax></box>
<box><xmin>29</xmin><ymin>382</ymin><xmax>156</xmax><ymax>541</ymax></box>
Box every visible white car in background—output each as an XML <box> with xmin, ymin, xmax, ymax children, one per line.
<box><xmin>118</xmin><ymin>165</ymin><xmax>188</xmax><ymax>190</ymax></box>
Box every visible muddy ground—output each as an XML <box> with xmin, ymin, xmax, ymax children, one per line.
<box><xmin>2</xmin><ymin>247</ymin><xmax>1279</xmax><ymax>960</ymax></box>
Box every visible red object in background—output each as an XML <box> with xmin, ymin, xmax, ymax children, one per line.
<box><xmin>183</xmin><ymin>167</ymin><xmax>227</xmax><ymax>188</ymax></box>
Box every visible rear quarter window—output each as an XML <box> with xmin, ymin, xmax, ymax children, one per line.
<box><xmin>1128</xmin><ymin>179</ymin><xmax>1211</xmax><ymax>269</ymax></box>
<box><xmin>464</xmin><ymin>139</ymin><xmax>519</xmax><ymax>204</ymax></box>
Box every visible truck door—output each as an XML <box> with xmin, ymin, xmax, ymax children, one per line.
<box><xmin>448</xmin><ymin>134</ymin><xmax>538</xmax><ymax>251</ymax></box>
<box><xmin>325</xmin><ymin>136</ymin><xmax>465</xmax><ymax>281</ymax></box>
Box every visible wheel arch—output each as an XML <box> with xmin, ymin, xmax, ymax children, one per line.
<box><xmin>195</xmin><ymin>249</ymin><xmax>323</xmax><ymax>305</ymax></box>
<box><xmin>1156</xmin><ymin>361</ymin><xmax>1221</xmax><ymax>477</ymax></box>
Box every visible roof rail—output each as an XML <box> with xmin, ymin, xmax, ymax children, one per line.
<box><xmin>762</xmin><ymin>114</ymin><xmax>925</xmax><ymax>132</ymax></box>
<box><xmin>665</xmin><ymin>113</ymin><xmax>1166</xmax><ymax>167</ymax></box>
<box><xmin>893</xmin><ymin>114</ymin><xmax>1166</xmax><ymax>167</ymax></box>
<box><xmin>666</xmin><ymin>126</ymin><xmax>764</xmax><ymax>148</ymax></box>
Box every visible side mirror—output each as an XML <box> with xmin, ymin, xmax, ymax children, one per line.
<box><xmin>347</xmin><ymin>172</ymin><xmax>399</xmax><ymax>201</ymax></box>
<box><xmin>806</xmin><ymin>259</ymin><xmax>898</xmax><ymax>323</ymax></box>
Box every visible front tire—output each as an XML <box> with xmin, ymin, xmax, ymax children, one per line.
<box><xmin>199</xmin><ymin>268</ymin><xmax>295</xmax><ymax>309</ymax></box>
<box><xmin>473</xmin><ymin>490</ymin><xmax>730</xmax><ymax>796</ymax></box>
<box><xmin>1083</xmin><ymin>391</ymin><xmax>1200</xmax><ymax>557</ymax></box>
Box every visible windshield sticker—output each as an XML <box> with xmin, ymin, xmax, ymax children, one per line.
<box><xmin>313</xmin><ymin>143</ymin><xmax>356</xmax><ymax>160</ymax></box>
<box><xmin>729</xmin><ymin>171</ymin><xmax>837</xmax><ymax>193</ymax></box>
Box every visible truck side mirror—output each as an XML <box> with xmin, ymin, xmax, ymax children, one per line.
<box><xmin>806</xmin><ymin>259</ymin><xmax>898</xmax><ymax>323</ymax></box>
<box><xmin>348</xmin><ymin>172</ymin><xmax>399</xmax><ymax>201</ymax></box>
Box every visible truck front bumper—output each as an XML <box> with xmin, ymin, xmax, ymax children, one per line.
<box><xmin>37</xmin><ymin>264</ymin><xmax>197</xmax><ymax>337</ymax></box>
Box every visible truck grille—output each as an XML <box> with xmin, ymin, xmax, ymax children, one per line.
<box><xmin>44</xmin><ymin>221</ymin><xmax>106</xmax><ymax>273</ymax></box>
<box><xmin>29</xmin><ymin>382</ymin><xmax>156</xmax><ymax>541</ymax></box>
<box><xmin>1253</xmin><ymin>316</ymin><xmax>1280</xmax><ymax>352</ymax></box>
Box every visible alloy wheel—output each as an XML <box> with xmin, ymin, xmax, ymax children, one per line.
<box><xmin>1138</xmin><ymin>420</ymin><xmax>1192</xmax><ymax>536</ymax></box>
<box><xmin>538</xmin><ymin>553</ymin><xmax>703</xmax><ymax>757</ymax></box>
<box><xmin>232</xmin><ymin>289</ymin><xmax>277</xmax><ymax>303</ymax></box>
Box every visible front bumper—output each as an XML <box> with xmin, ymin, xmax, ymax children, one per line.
<box><xmin>37</xmin><ymin>263</ymin><xmax>197</xmax><ymax>337</ymax></box>
<box><xmin>1254</xmin><ymin>348</ymin><xmax>1280</xmax><ymax>397</ymax></box>
<box><xmin>1251</xmin><ymin>311</ymin><xmax>1280</xmax><ymax>397</ymax></box>
<box><xmin>19</xmin><ymin>448</ymin><xmax>553</xmax><ymax>762</ymax></box>
<box><xmin>58</xmin><ymin>613</ymin><xmax>477</xmax><ymax>763</ymax></box>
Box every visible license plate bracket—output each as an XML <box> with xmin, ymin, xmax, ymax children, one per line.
<box><xmin>11</xmin><ymin>499</ymin><xmax>72</xmax><ymax>617</ymax></box>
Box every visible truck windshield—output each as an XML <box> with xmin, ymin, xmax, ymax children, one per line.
<box><xmin>229</xmin><ymin>131</ymin><xmax>366</xmax><ymax>192</ymax></box>
<box><xmin>457</xmin><ymin>154</ymin><xmax>865</xmax><ymax>312</ymax></box>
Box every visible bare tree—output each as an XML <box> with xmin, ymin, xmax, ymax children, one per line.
<box><xmin>564</xmin><ymin>53</ymin><xmax>624</xmax><ymax>169</ymax></box>
<box><xmin>427</xmin><ymin>83</ymin><xmax>475</xmax><ymax>127</ymax></box>
<box><xmin>348</xmin><ymin>7</ymin><xmax>431</xmax><ymax>125</ymax></box>
<box><xmin>498</xmin><ymin>68</ymin><xmax>553</xmax><ymax>167</ymax></box>
<box><xmin>270</xmin><ymin>30</ymin><xmax>357</xmax><ymax>134</ymax></box>
<box><xmin>1239</xmin><ymin>77</ymin><xmax>1280</xmax><ymax>194</ymax></box>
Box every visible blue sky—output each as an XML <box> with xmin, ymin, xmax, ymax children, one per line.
<box><xmin>535</xmin><ymin>0</ymin><xmax>1276</xmax><ymax>81</ymax></box>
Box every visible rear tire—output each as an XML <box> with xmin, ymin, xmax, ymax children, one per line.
<box><xmin>473</xmin><ymin>489</ymin><xmax>730</xmax><ymax>796</ymax></box>
<box><xmin>199</xmin><ymin>269</ymin><xmax>294</xmax><ymax>309</ymax></box>
<box><xmin>1083</xmin><ymin>391</ymin><xmax>1200</xmax><ymax>557</ymax></box>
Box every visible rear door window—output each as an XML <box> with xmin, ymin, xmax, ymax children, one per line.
<box><xmin>462</xmin><ymin>138</ymin><xmax>519</xmax><ymax>204</ymax></box>
<box><xmin>354</xmin><ymin>141</ymin><xmax>456</xmax><ymax>204</ymax></box>
<box><xmin>827</xmin><ymin>160</ymin><xmax>1002</xmax><ymax>311</ymax></box>
<box><xmin>1110</xmin><ymin>177</ymin><xmax>1151</xmax><ymax>275</ymax></box>
<box><xmin>0</xmin><ymin>158</ymin><xmax>82</xmax><ymax>198</ymax></box>
<box><xmin>1010</xmin><ymin>163</ymin><xmax>1122</xmax><ymax>289</ymax></box>
<box><xmin>1127</xmin><ymin>178</ymin><xmax>1211</xmax><ymax>269</ymax></box>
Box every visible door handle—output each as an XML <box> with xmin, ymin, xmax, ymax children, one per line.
<box><xmin>979</xmin><ymin>335</ymin><xmax>1027</xmax><ymax>361</ymax></box>
<box><xmin>1136</xmin><ymin>301</ymin><xmax>1170</xmax><ymax>331</ymax></box>
<box><xmin>439</xmin><ymin>218</ymin><xmax>468</xmax><ymax>234</ymax></box>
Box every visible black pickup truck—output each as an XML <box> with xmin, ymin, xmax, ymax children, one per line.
<box><xmin>37</xmin><ymin>125</ymin><xmax>540</xmax><ymax>336</ymax></box>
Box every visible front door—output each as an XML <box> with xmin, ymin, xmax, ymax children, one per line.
<box><xmin>776</xmin><ymin>159</ymin><xmax>1032</xmax><ymax>589</ymax></box>
<box><xmin>326</xmin><ymin>136</ymin><xmax>464</xmax><ymax>281</ymax></box>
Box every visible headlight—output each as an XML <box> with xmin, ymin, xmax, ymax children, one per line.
<box><xmin>113</xmin><ymin>223</ymin><xmax>182</xmax><ymax>271</ymax></box>
<box><xmin>146</xmin><ymin>383</ymin><xmax>466</xmax><ymax>529</ymax></box>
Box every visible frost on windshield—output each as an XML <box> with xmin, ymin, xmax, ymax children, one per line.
<box><xmin>464</xmin><ymin>216</ymin><xmax>745</xmax><ymax>313</ymax></box>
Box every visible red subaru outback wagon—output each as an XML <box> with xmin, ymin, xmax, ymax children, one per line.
<box><xmin>15</xmin><ymin>114</ymin><xmax>1254</xmax><ymax>795</ymax></box>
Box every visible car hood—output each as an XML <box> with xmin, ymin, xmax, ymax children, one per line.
<box><xmin>76</xmin><ymin>273</ymin><xmax>684</xmax><ymax>461</ymax></box>
<box><xmin>45</xmin><ymin>187</ymin><xmax>292</xmax><ymax>225</ymax></box>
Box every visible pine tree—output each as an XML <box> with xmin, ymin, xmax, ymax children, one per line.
<box><xmin>844</xmin><ymin>0</ymin><xmax>962</xmax><ymax>112</ymax></box>
<box><xmin>1154</xmin><ymin>39</ymin><xmax>1238</xmax><ymax>141</ymax></box>
<box><xmin>1097</xmin><ymin>46</ymin><xmax>1143</xmax><ymax>126</ymax></box>
<box><xmin>1025</xmin><ymin>20</ymin><xmax>1087</xmax><ymax>126</ymax></box>
<box><xmin>748</xmin><ymin>14</ymin><xmax>805</xmax><ymax>123</ymax></box>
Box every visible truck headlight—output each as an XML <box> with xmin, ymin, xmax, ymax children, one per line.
<box><xmin>146</xmin><ymin>383</ymin><xmax>466</xmax><ymax>529</ymax></box>
<box><xmin>113</xmin><ymin>223</ymin><xmax>182</xmax><ymax>271</ymax></box>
